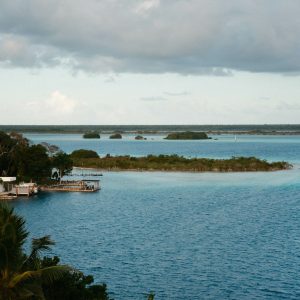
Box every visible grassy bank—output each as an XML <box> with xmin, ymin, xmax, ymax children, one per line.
<box><xmin>72</xmin><ymin>155</ymin><xmax>291</xmax><ymax>172</ymax></box>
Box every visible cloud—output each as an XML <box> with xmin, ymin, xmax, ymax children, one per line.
<box><xmin>104</xmin><ymin>74</ymin><xmax>117</xmax><ymax>83</ymax></box>
<box><xmin>0</xmin><ymin>0</ymin><xmax>300</xmax><ymax>74</ymax></box>
<box><xmin>45</xmin><ymin>91</ymin><xmax>78</xmax><ymax>114</ymax></box>
<box><xmin>259</xmin><ymin>96</ymin><xmax>271</xmax><ymax>101</ymax></box>
<box><xmin>140</xmin><ymin>96</ymin><xmax>168</xmax><ymax>101</ymax></box>
<box><xmin>26</xmin><ymin>91</ymin><xmax>78</xmax><ymax>114</ymax></box>
<box><xmin>24</xmin><ymin>91</ymin><xmax>97</xmax><ymax>124</ymax></box>
<box><xmin>276</xmin><ymin>101</ymin><xmax>300</xmax><ymax>111</ymax></box>
<box><xmin>0</xmin><ymin>35</ymin><xmax>39</xmax><ymax>67</ymax></box>
<box><xmin>164</xmin><ymin>91</ymin><xmax>191</xmax><ymax>96</ymax></box>
<box><xmin>135</xmin><ymin>0</ymin><xmax>160</xmax><ymax>14</ymax></box>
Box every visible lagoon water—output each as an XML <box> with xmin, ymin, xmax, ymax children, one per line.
<box><xmin>13</xmin><ymin>134</ymin><xmax>300</xmax><ymax>299</ymax></box>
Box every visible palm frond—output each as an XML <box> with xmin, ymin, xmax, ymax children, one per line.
<box><xmin>20</xmin><ymin>284</ymin><xmax>46</xmax><ymax>300</ymax></box>
<box><xmin>0</xmin><ymin>203</ymin><xmax>28</xmax><ymax>271</ymax></box>
<box><xmin>14</xmin><ymin>286</ymin><xmax>36</xmax><ymax>300</ymax></box>
<box><xmin>148</xmin><ymin>293</ymin><xmax>155</xmax><ymax>300</ymax></box>
<box><xmin>31</xmin><ymin>236</ymin><xmax>55</xmax><ymax>255</ymax></box>
<box><xmin>8</xmin><ymin>270</ymin><xmax>40</xmax><ymax>288</ymax></box>
<box><xmin>39</xmin><ymin>265</ymin><xmax>72</xmax><ymax>285</ymax></box>
<box><xmin>1</xmin><ymin>266</ymin><xmax>70</xmax><ymax>299</ymax></box>
<box><xmin>24</xmin><ymin>235</ymin><xmax>55</xmax><ymax>270</ymax></box>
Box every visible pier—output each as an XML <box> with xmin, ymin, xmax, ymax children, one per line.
<box><xmin>11</xmin><ymin>183</ymin><xmax>38</xmax><ymax>196</ymax></box>
<box><xmin>40</xmin><ymin>180</ymin><xmax>100</xmax><ymax>192</ymax></box>
<box><xmin>0</xmin><ymin>193</ymin><xmax>17</xmax><ymax>200</ymax></box>
<box><xmin>68</xmin><ymin>173</ymin><xmax>103</xmax><ymax>177</ymax></box>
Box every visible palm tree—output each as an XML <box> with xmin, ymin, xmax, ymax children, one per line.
<box><xmin>0</xmin><ymin>203</ymin><xmax>70</xmax><ymax>300</ymax></box>
<box><xmin>148</xmin><ymin>293</ymin><xmax>155</xmax><ymax>300</ymax></box>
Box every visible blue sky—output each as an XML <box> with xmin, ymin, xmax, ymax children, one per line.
<box><xmin>0</xmin><ymin>0</ymin><xmax>300</xmax><ymax>124</ymax></box>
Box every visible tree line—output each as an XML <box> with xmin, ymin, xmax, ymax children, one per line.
<box><xmin>71</xmin><ymin>154</ymin><xmax>291</xmax><ymax>172</ymax></box>
<box><xmin>0</xmin><ymin>131</ymin><xmax>72</xmax><ymax>183</ymax></box>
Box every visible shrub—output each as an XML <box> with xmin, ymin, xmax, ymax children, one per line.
<box><xmin>83</xmin><ymin>132</ymin><xmax>100</xmax><ymax>139</ymax></box>
<box><xmin>71</xmin><ymin>149</ymin><xmax>99</xmax><ymax>159</ymax></box>
<box><xmin>109</xmin><ymin>133</ymin><xmax>122</xmax><ymax>139</ymax></box>
<box><xmin>164</xmin><ymin>131</ymin><xmax>210</xmax><ymax>140</ymax></box>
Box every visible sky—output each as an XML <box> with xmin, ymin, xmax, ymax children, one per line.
<box><xmin>0</xmin><ymin>0</ymin><xmax>300</xmax><ymax>125</ymax></box>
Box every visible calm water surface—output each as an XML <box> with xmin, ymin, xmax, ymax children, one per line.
<box><xmin>25</xmin><ymin>133</ymin><xmax>300</xmax><ymax>162</ymax></box>
<box><xmin>12</xmin><ymin>134</ymin><xmax>300</xmax><ymax>299</ymax></box>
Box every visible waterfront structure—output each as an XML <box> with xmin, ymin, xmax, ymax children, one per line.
<box><xmin>40</xmin><ymin>179</ymin><xmax>100</xmax><ymax>192</ymax></box>
<box><xmin>0</xmin><ymin>177</ymin><xmax>16</xmax><ymax>193</ymax></box>
<box><xmin>0</xmin><ymin>177</ymin><xmax>17</xmax><ymax>199</ymax></box>
<box><xmin>11</xmin><ymin>183</ymin><xmax>39</xmax><ymax>196</ymax></box>
<box><xmin>0</xmin><ymin>177</ymin><xmax>38</xmax><ymax>198</ymax></box>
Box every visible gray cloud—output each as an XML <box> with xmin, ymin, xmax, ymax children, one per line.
<box><xmin>104</xmin><ymin>75</ymin><xmax>117</xmax><ymax>83</ymax></box>
<box><xmin>0</xmin><ymin>0</ymin><xmax>300</xmax><ymax>74</ymax></box>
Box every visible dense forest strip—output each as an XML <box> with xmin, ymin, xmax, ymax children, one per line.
<box><xmin>72</xmin><ymin>155</ymin><xmax>291</xmax><ymax>172</ymax></box>
<box><xmin>1</xmin><ymin>125</ymin><xmax>300</xmax><ymax>134</ymax></box>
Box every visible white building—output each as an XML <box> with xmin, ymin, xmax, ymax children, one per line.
<box><xmin>0</xmin><ymin>177</ymin><xmax>16</xmax><ymax>193</ymax></box>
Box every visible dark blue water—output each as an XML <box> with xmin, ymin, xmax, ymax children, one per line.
<box><xmin>12</xmin><ymin>134</ymin><xmax>300</xmax><ymax>299</ymax></box>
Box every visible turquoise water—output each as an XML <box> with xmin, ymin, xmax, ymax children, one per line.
<box><xmin>25</xmin><ymin>133</ymin><xmax>300</xmax><ymax>163</ymax></box>
<box><xmin>13</xmin><ymin>134</ymin><xmax>300</xmax><ymax>299</ymax></box>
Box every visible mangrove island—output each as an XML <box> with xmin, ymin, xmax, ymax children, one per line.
<box><xmin>83</xmin><ymin>132</ymin><xmax>100</xmax><ymax>139</ymax></box>
<box><xmin>135</xmin><ymin>135</ymin><xmax>147</xmax><ymax>140</ymax></box>
<box><xmin>71</xmin><ymin>154</ymin><xmax>291</xmax><ymax>172</ymax></box>
<box><xmin>109</xmin><ymin>133</ymin><xmax>122</xmax><ymax>139</ymax></box>
<box><xmin>164</xmin><ymin>131</ymin><xmax>210</xmax><ymax>140</ymax></box>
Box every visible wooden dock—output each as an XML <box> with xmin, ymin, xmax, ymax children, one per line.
<box><xmin>68</xmin><ymin>173</ymin><xmax>103</xmax><ymax>177</ymax></box>
<box><xmin>40</xmin><ymin>187</ymin><xmax>99</xmax><ymax>192</ymax></box>
<box><xmin>40</xmin><ymin>180</ymin><xmax>100</xmax><ymax>193</ymax></box>
<box><xmin>0</xmin><ymin>193</ymin><xmax>18</xmax><ymax>200</ymax></box>
<box><xmin>11</xmin><ymin>183</ymin><xmax>38</xmax><ymax>196</ymax></box>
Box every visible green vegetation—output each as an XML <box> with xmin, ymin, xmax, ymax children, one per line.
<box><xmin>83</xmin><ymin>132</ymin><xmax>100</xmax><ymax>139</ymax></box>
<box><xmin>71</xmin><ymin>149</ymin><xmax>99</xmax><ymax>159</ymax></box>
<box><xmin>1</xmin><ymin>124</ymin><xmax>300</xmax><ymax>134</ymax></box>
<box><xmin>52</xmin><ymin>152</ymin><xmax>73</xmax><ymax>182</ymax></box>
<box><xmin>148</xmin><ymin>293</ymin><xmax>155</xmax><ymax>300</ymax></box>
<box><xmin>0</xmin><ymin>131</ymin><xmax>51</xmax><ymax>182</ymax></box>
<box><xmin>0</xmin><ymin>130</ymin><xmax>292</xmax><ymax>178</ymax></box>
<box><xmin>135</xmin><ymin>135</ymin><xmax>146</xmax><ymax>140</ymax></box>
<box><xmin>72</xmin><ymin>154</ymin><xmax>291</xmax><ymax>172</ymax></box>
<box><xmin>164</xmin><ymin>131</ymin><xmax>210</xmax><ymax>140</ymax></box>
<box><xmin>109</xmin><ymin>133</ymin><xmax>122</xmax><ymax>139</ymax></box>
<box><xmin>0</xmin><ymin>203</ymin><xmax>109</xmax><ymax>300</ymax></box>
<box><xmin>0</xmin><ymin>131</ymin><xmax>72</xmax><ymax>183</ymax></box>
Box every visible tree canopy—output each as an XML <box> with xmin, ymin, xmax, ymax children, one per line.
<box><xmin>52</xmin><ymin>152</ymin><xmax>73</xmax><ymax>181</ymax></box>
<box><xmin>71</xmin><ymin>154</ymin><xmax>291</xmax><ymax>172</ymax></box>
<box><xmin>0</xmin><ymin>203</ymin><xmax>109</xmax><ymax>300</ymax></box>
<box><xmin>164</xmin><ymin>131</ymin><xmax>210</xmax><ymax>140</ymax></box>
<box><xmin>70</xmin><ymin>149</ymin><xmax>99</xmax><ymax>159</ymax></box>
<box><xmin>109</xmin><ymin>133</ymin><xmax>122</xmax><ymax>139</ymax></box>
<box><xmin>83</xmin><ymin>132</ymin><xmax>100</xmax><ymax>139</ymax></box>
<box><xmin>0</xmin><ymin>131</ymin><xmax>72</xmax><ymax>183</ymax></box>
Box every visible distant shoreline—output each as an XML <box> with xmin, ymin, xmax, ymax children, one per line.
<box><xmin>1</xmin><ymin>125</ymin><xmax>300</xmax><ymax>135</ymax></box>
<box><xmin>11</xmin><ymin>131</ymin><xmax>300</xmax><ymax>136</ymax></box>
